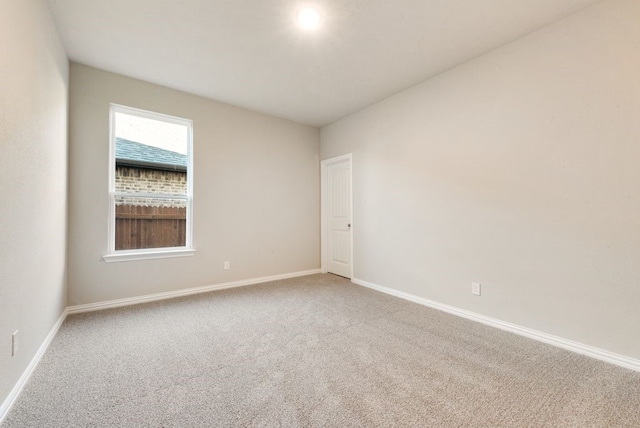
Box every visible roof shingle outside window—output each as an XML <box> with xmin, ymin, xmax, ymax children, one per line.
<box><xmin>115</xmin><ymin>137</ymin><xmax>187</xmax><ymax>172</ymax></box>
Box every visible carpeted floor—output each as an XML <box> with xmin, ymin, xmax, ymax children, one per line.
<box><xmin>3</xmin><ymin>273</ymin><xmax>640</xmax><ymax>427</ymax></box>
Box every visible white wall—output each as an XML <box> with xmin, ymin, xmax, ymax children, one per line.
<box><xmin>321</xmin><ymin>0</ymin><xmax>640</xmax><ymax>360</ymax></box>
<box><xmin>0</xmin><ymin>0</ymin><xmax>69</xmax><ymax>408</ymax></box>
<box><xmin>68</xmin><ymin>64</ymin><xmax>320</xmax><ymax>305</ymax></box>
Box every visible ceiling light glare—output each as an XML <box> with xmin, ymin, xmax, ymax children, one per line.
<box><xmin>296</xmin><ymin>7</ymin><xmax>321</xmax><ymax>30</ymax></box>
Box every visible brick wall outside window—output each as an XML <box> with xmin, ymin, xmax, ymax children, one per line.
<box><xmin>115</xmin><ymin>166</ymin><xmax>186</xmax><ymax>207</ymax></box>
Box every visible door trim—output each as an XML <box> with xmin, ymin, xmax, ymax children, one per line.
<box><xmin>321</xmin><ymin>153</ymin><xmax>353</xmax><ymax>278</ymax></box>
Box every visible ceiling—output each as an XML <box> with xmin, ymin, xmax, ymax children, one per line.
<box><xmin>46</xmin><ymin>0</ymin><xmax>602</xmax><ymax>127</ymax></box>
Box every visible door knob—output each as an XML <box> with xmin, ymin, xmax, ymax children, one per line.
<box><xmin>348</xmin><ymin>223</ymin><xmax>351</xmax><ymax>228</ymax></box>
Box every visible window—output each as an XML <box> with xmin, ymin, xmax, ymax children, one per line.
<box><xmin>103</xmin><ymin>104</ymin><xmax>194</xmax><ymax>262</ymax></box>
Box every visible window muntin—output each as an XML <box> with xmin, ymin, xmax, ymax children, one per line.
<box><xmin>108</xmin><ymin>105</ymin><xmax>193</xmax><ymax>256</ymax></box>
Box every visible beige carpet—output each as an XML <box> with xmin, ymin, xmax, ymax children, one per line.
<box><xmin>3</xmin><ymin>274</ymin><xmax>640</xmax><ymax>427</ymax></box>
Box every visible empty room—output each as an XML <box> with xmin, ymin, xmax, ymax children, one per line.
<box><xmin>2</xmin><ymin>0</ymin><xmax>640</xmax><ymax>426</ymax></box>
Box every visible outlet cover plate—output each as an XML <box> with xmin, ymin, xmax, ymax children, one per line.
<box><xmin>471</xmin><ymin>282</ymin><xmax>481</xmax><ymax>296</ymax></box>
<box><xmin>12</xmin><ymin>330</ymin><xmax>18</xmax><ymax>357</ymax></box>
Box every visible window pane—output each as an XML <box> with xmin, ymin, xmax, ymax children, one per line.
<box><xmin>115</xmin><ymin>196</ymin><xmax>187</xmax><ymax>250</ymax></box>
<box><xmin>110</xmin><ymin>106</ymin><xmax>192</xmax><ymax>255</ymax></box>
<box><xmin>114</xmin><ymin>112</ymin><xmax>188</xmax><ymax>196</ymax></box>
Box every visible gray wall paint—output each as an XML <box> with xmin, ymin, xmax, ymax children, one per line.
<box><xmin>68</xmin><ymin>64</ymin><xmax>320</xmax><ymax>305</ymax></box>
<box><xmin>0</xmin><ymin>0</ymin><xmax>69</xmax><ymax>407</ymax></box>
<box><xmin>321</xmin><ymin>0</ymin><xmax>640</xmax><ymax>360</ymax></box>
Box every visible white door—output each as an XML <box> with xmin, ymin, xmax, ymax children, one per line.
<box><xmin>325</xmin><ymin>157</ymin><xmax>352</xmax><ymax>278</ymax></box>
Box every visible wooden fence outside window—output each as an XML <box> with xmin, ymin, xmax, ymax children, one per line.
<box><xmin>115</xmin><ymin>205</ymin><xmax>186</xmax><ymax>250</ymax></box>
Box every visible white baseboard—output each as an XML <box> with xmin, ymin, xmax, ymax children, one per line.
<box><xmin>352</xmin><ymin>277</ymin><xmax>640</xmax><ymax>373</ymax></box>
<box><xmin>0</xmin><ymin>308</ymin><xmax>69</xmax><ymax>425</ymax></box>
<box><xmin>67</xmin><ymin>269</ymin><xmax>321</xmax><ymax>314</ymax></box>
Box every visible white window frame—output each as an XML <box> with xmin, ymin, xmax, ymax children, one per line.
<box><xmin>103</xmin><ymin>104</ymin><xmax>195</xmax><ymax>263</ymax></box>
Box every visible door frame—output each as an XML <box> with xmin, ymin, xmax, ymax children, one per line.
<box><xmin>321</xmin><ymin>153</ymin><xmax>353</xmax><ymax>278</ymax></box>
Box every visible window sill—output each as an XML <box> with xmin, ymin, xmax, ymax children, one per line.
<box><xmin>103</xmin><ymin>248</ymin><xmax>196</xmax><ymax>263</ymax></box>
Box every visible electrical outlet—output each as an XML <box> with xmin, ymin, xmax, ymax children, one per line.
<box><xmin>224</xmin><ymin>261</ymin><xmax>230</xmax><ymax>270</ymax></box>
<box><xmin>11</xmin><ymin>330</ymin><xmax>18</xmax><ymax>357</ymax></box>
<box><xmin>471</xmin><ymin>282</ymin><xmax>481</xmax><ymax>296</ymax></box>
